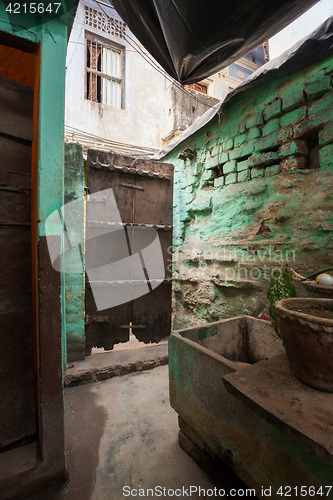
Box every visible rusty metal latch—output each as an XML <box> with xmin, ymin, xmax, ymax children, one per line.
<box><xmin>119</xmin><ymin>182</ymin><xmax>144</xmax><ymax>191</ymax></box>
<box><xmin>85</xmin><ymin>315</ymin><xmax>109</xmax><ymax>324</ymax></box>
<box><xmin>120</xmin><ymin>325</ymin><xmax>147</xmax><ymax>329</ymax></box>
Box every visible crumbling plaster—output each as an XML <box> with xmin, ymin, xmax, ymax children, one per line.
<box><xmin>162</xmin><ymin>54</ymin><xmax>333</xmax><ymax>329</ymax></box>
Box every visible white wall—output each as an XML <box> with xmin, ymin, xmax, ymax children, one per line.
<box><xmin>65</xmin><ymin>0</ymin><xmax>166</xmax><ymax>151</ymax></box>
<box><xmin>269</xmin><ymin>0</ymin><xmax>333</xmax><ymax>60</ymax></box>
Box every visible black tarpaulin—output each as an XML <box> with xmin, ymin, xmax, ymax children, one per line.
<box><xmin>111</xmin><ymin>0</ymin><xmax>319</xmax><ymax>85</ymax></box>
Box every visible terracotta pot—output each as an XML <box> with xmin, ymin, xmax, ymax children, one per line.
<box><xmin>275</xmin><ymin>298</ymin><xmax>333</xmax><ymax>392</ymax></box>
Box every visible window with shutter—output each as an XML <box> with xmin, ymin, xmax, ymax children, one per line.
<box><xmin>86</xmin><ymin>35</ymin><xmax>124</xmax><ymax>108</ymax></box>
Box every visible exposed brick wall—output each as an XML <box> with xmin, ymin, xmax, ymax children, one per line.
<box><xmin>162</xmin><ymin>54</ymin><xmax>333</xmax><ymax>329</ymax></box>
<box><xmin>201</xmin><ymin>66</ymin><xmax>332</xmax><ymax>188</ymax></box>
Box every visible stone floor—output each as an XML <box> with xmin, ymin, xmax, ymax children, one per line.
<box><xmin>30</xmin><ymin>364</ymin><xmax>248</xmax><ymax>500</ymax></box>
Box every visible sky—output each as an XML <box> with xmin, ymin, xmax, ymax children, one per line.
<box><xmin>269</xmin><ymin>0</ymin><xmax>333</xmax><ymax>59</ymax></box>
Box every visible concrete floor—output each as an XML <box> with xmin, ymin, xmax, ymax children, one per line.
<box><xmin>30</xmin><ymin>365</ymin><xmax>247</xmax><ymax>500</ymax></box>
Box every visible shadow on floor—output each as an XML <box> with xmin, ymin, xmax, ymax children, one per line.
<box><xmin>29</xmin><ymin>365</ymin><xmax>256</xmax><ymax>500</ymax></box>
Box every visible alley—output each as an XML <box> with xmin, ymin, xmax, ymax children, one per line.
<box><xmin>30</xmin><ymin>365</ymin><xmax>248</xmax><ymax>500</ymax></box>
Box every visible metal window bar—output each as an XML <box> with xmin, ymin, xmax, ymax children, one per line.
<box><xmin>86</xmin><ymin>37</ymin><xmax>123</xmax><ymax>108</ymax></box>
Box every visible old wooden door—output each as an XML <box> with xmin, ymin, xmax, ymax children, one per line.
<box><xmin>85</xmin><ymin>151</ymin><xmax>173</xmax><ymax>354</ymax></box>
<box><xmin>0</xmin><ymin>74</ymin><xmax>36</xmax><ymax>450</ymax></box>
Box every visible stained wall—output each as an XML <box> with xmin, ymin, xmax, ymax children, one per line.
<box><xmin>162</xmin><ymin>54</ymin><xmax>333</xmax><ymax>329</ymax></box>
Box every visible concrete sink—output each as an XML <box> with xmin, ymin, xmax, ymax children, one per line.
<box><xmin>169</xmin><ymin>315</ymin><xmax>333</xmax><ymax>498</ymax></box>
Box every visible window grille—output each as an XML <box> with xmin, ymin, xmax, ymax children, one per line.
<box><xmin>86</xmin><ymin>36</ymin><xmax>123</xmax><ymax>108</ymax></box>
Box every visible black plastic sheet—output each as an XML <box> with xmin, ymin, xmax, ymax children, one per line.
<box><xmin>111</xmin><ymin>0</ymin><xmax>319</xmax><ymax>85</ymax></box>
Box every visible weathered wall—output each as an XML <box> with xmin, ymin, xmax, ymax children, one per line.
<box><xmin>163</xmin><ymin>54</ymin><xmax>333</xmax><ymax>330</ymax></box>
<box><xmin>65</xmin><ymin>0</ymin><xmax>166</xmax><ymax>152</ymax></box>
<box><xmin>162</xmin><ymin>83</ymin><xmax>219</xmax><ymax>145</ymax></box>
<box><xmin>0</xmin><ymin>5</ymin><xmax>78</xmax><ymax>497</ymax></box>
<box><xmin>64</xmin><ymin>143</ymin><xmax>85</xmax><ymax>362</ymax></box>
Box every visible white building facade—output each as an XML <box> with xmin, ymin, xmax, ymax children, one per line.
<box><xmin>65</xmin><ymin>0</ymin><xmax>265</xmax><ymax>156</ymax></box>
<box><xmin>65</xmin><ymin>0</ymin><xmax>168</xmax><ymax>156</ymax></box>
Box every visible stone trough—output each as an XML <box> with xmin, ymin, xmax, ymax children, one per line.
<box><xmin>169</xmin><ymin>315</ymin><xmax>333</xmax><ymax>498</ymax></box>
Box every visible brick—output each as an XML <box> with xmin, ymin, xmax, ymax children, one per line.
<box><xmin>248</xmin><ymin>127</ymin><xmax>261</xmax><ymax>140</ymax></box>
<box><xmin>293</xmin><ymin>112</ymin><xmax>329</xmax><ymax>138</ymax></box>
<box><xmin>208</xmin><ymin>149</ymin><xmax>228</xmax><ymax>165</ymax></box>
<box><xmin>190</xmin><ymin>197</ymin><xmax>212</xmax><ymax>213</ymax></box>
<box><xmin>251</xmin><ymin>167</ymin><xmax>264</xmax><ymax>178</ymax></box>
<box><xmin>279</xmin><ymin>140</ymin><xmax>309</xmax><ymax>158</ymax></box>
<box><xmin>265</xmin><ymin>165</ymin><xmax>280</xmax><ymax>177</ymax></box>
<box><xmin>277</xmin><ymin>127</ymin><xmax>294</xmax><ymax>144</ymax></box>
<box><xmin>230</xmin><ymin>139</ymin><xmax>256</xmax><ymax>160</ymax></box>
<box><xmin>223</xmin><ymin>160</ymin><xmax>237</xmax><ymax>174</ymax></box>
<box><xmin>194</xmin><ymin>162</ymin><xmax>204</xmax><ymax>176</ymax></box>
<box><xmin>305</xmin><ymin>76</ymin><xmax>331</xmax><ymax>100</ymax></box>
<box><xmin>262</xmin><ymin>118</ymin><xmax>280</xmax><ymax>137</ymax></box>
<box><xmin>202</xmin><ymin>169</ymin><xmax>216</xmax><ymax>181</ymax></box>
<box><xmin>280</xmin><ymin>157</ymin><xmax>308</xmax><ymax>173</ymax></box>
<box><xmin>263</xmin><ymin>99</ymin><xmax>282</xmax><ymax>121</ymax></box>
<box><xmin>218</xmin><ymin>151</ymin><xmax>229</xmax><ymax>163</ymax></box>
<box><xmin>237</xmin><ymin>159</ymin><xmax>251</xmax><ymax>172</ymax></box>
<box><xmin>245</xmin><ymin>112</ymin><xmax>264</xmax><ymax>129</ymax></box>
<box><xmin>234</xmin><ymin>132</ymin><xmax>248</xmax><ymax>148</ymax></box>
<box><xmin>250</xmin><ymin>152</ymin><xmax>279</xmax><ymax>167</ymax></box>
<box><xmin>237</xmin><ymin>169</ymin><xmax>250</xmax><ymax>182</ymax></box>
<box><xmin>280</xmin><ymin>106</ymin><xmax>307</xmax><ymax>127</ymax></box>
<box><xmin>237</xmin><ymin>153</ymin><xmax>278</xmax><ymax>170</ymax></box>
<box><xmin>319</xmin><ymin>122</ymin><xmax>333</xmax><ymax>146</ymax></box>
<box><xmin>210</xmin><ymin>143</ymin><xmax>223</xmax><ymax>157</ymax></box>
<box><xmin>254</xmin><ymin>130</ymin><xmax>280</xmax><ymax>152</ymax></box>
<box><xmin>223</xmin><ymin>138</ymin><xmax>234</xmax><ymax>151</ymax></box>
<box><xmin>214</xmin><ymin>176</ymin><xmax>224</xmax><ymax>188</ymax></box>
<box><xmin>282</xmin><ymin>88</ymin><xmax>306</xmax><ymax>112</ymax></box>
<box><xmin>319</xmin><ymin>143</ymin><xmax>333</xmax><ymax>169</ymax></box>
<box><xmin>214</xmin><ymin>176</ymin><xmax>225</xmax><ymax>188</ymax></box>
<box><xmin>225</xmin><ymin>173</ymin><xmax>237</xmax><ymax>185</ymax></box>
<box><xmin>239</xmin><ymin>121</ymin><xmax>246</xmax><ymax>133</ymax></box>
<box><xmin>308</xmin><ymin>92</ymin><xmax>333</xmax><ymax>118</ymax></box>
<box><xmin>205</xmin><ymin>155</ymin><xmax>218</xmax><ymax>169</ymax></box>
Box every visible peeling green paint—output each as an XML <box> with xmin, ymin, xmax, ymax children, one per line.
<box><xmin>164</xmin><ymin>53</ymin><xmax>333</xmax><ymax>329</ymax></box>
<box><xmin>64</xmin><ymin>144</ymin><xmax>85</xmax><ymax>362</ymax></box>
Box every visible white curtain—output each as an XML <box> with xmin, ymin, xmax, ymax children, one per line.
<box><xmin>102</xmin><ymin>47</ymin><xmax>122</xmax><ymax>108</ymax></box>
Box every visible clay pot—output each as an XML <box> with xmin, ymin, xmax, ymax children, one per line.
<box><xmin>275</xmin><ymin>298</ymin><xmax>333</xmax><ymax>392</ymax></box>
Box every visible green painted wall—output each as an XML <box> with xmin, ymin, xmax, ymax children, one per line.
<box><xmin>163</xmin><ymin>54</ymin><xmax>333</xmax><ymax>330</ymax></box>
<box><xmin>64</xmin><ymin>143</ymin><xmax>85</xmax><ymax>362</ymax></box>
<box><xmin>0</xmin><ymin>5</ymin><xmax>79</xmax><ymax>363</ymax></box>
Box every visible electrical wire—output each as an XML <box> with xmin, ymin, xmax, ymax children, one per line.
<box><xmin>65</xmin><ymin>124</ymin><xmax>159</xmax><ymax>153</ymax></box>
<box><xmin>91</xmin><ymin>0</ymin><xmax>218</xmax><ymax>109</ymax></box>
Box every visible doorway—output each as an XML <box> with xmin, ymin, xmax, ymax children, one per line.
<box><xmin>0</xmin><ymin>35</ymin><xmax>37</xmax><ymax>452</ymax></box>
<box><xmin>84</xmin><ymin>150</ymin><xmax>173</xmax><ymax>355</ymax></box>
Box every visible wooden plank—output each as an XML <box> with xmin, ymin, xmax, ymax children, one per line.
<box><xmin>0</xmin><ymin>134</ymin><xmax>31</xmax><ymax>186</ymax></box>
<box><xmin>0</xmin><ymin>73</ymin><xmax>35</xmax><ymax>450</ymax></box>
<box><xmin>0</xmin><ymin>73</ymin><xmax>34</xmax><ymax>141</ymax></box>
<box><xmin>0</xmin><ymin>229</ymin><xmax>35</xmax><ymax>449</ymax></box>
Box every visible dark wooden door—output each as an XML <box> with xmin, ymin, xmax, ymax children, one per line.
<box><xmin>0</xmin><ymin>74</ymin><xmax>36</xmax><ymax>450</ymax></box>
<box><xmin>85</xmin><ymin>151</ymin><xmax>173</xmax><ymax>354</ymax></box>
